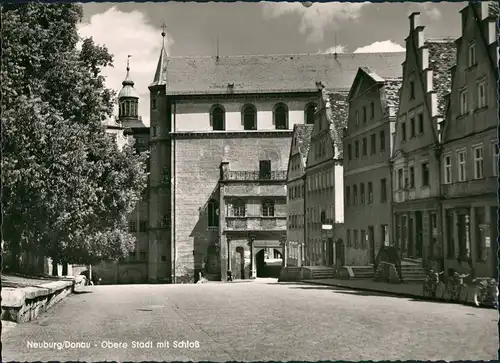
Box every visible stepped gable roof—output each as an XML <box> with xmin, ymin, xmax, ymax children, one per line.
<box><xmin>425</xmin><ymin>39</ymin><xmax>456</xmax><ymax>117</ymax></box>
<box><xmin>323</xmin><ymin>90</ymin><xmax>349</xmax><ymax>159</ymax></box>
<box><xmin>294</xmin><ymin>124</ymin><xmax>315</xmax><ymax>167</ymax></box>
<box><xmin>158</xmin><ymin>52</ymin><xmax>405</xmax><ymax>95</ymax></box>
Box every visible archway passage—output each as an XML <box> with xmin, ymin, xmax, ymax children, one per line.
<box><xmin>255</xmin><ymin>249</ymin><xmax>282</xmax><ymax>278</ymax></box>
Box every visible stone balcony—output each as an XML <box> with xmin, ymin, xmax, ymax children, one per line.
<box><xmin>441</xmin><ymin>177</ymin><xmax>497</xmax><ymax>199</ymax></box>
<box><xmin>223</xmin><ymin>170</ymin><xmax>287</xmax><ymax>181</ymax></box>
<box><xmin>225</xmin><ymin>216</ymin><xmax>287</xmax><ymax>231</ymax></box>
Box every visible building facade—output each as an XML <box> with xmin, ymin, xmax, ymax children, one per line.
<box><xmin>343</xmin><ymin>67</ymin><xmax>402</xmax><ymax>266</ymax></box>
<box><xmin>440</xmin><ymin>1</ymin><xmax>499</xmax><ymax>279</ymax></box>
<box><xmin>391</xmin><ymin>12</ymin><xmax>456</xmax><ymax>270</ymax></box>
<box><xmin>143</xmin><ymin>29</ymin><xmax>406</xmax><ymax>283</ymax></box>
<box><xmin>286</xmin><ymin>124</ymin><xmax>314</xmax><ymax>267</ymax></box>
<box><xmin>304</xmin><ymin>89</ymin><xmax>347</xmax><ymax>266</ymax></box>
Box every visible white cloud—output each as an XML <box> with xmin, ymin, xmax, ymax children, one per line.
<box><xmin>353</xmin><ymin>40</ymin><xmax>405</xmax><ymax>53</ymax></box>
<box><xmin>420</xmin><ymin>3</ymin><xmax>442</xmax><ymax>21</ymax></box>
<box><xmin>320</xmin><ymin>45</ymin><xmax>346</xmax><ymax>54</ymax></box>
<box><xmin>262</xmin><ymin>2</ymin><xmax>367</xmax><ymax>43</ymax></box>
<box><xmin>78</xmin><ymin>7</ymin><xmax>173</xmax><ymax>126</ymax></box>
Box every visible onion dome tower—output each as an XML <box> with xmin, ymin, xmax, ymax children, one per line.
<box><xmin>118</xmin><ymin>55</ymin><xmax>141</xmax><ymax>128</ymax></box>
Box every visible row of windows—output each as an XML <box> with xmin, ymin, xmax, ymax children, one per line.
<box><xmin>119</xmin><ymin>100</ymin><xmax>139</xmax><ymax>118</ymax></box>
<box><xmin>288</xmin><ymin>214</ymin><xmax>304</xmax><ymax>229</ymax></box>
<box><xmin>287</xmin><ymin>242</ymin><xmax>302</xmax><ymax>260</ymax></box>
<box><xmin>288</xmin><ymin>184</ymin><xmax>304</xmax><ymax>200</ymax></box>
<box><xmin>290</xmin><ymin>154</ymin><xmax>302</xmax><ymax>172</ymax></box>
<box><xmin>347</xmin><ymin>130</ymin><xmax>386</xmax><ymax>161</ymax></box>
<box><xmin>306</xmin><ymin>205</ymin><xmax>335</xmax><ymax>224</ymax></box>
<box><xmin>151</xmin><ymin>101</ymin><xmax>318</xmax><ymax>131</ymax></box>
<box><xmin>128</xmin><ymin>251</ymin><xmax>148</xmax><ymax>261</ymax></box>
<box><xmin>353</xmin><ymin>101</ymin><xmax>376</xmax><ymax>127</ymax></box>
<box><xmin>458</xmin><ymin>79</ymin><xmax>488</xmax><ymax>116</ymax></box>
<box><xmin>443</xmin><ymin>142</ymin><xmax>498</xmax><ymax>184</ymax></box>
<box><xmin>346</xmin><ymin>225</ymin><xmax>389</xmax><ymax>249</ymax></box>
<box><xmin>346</xmin><ymin>178</ymin><xmax>387</xmax><ymax>206</ymax></box>
<box><xmin>400</xmin><ymin>113</ymin><xmax>424</xmax><ymax>142</ymax></box>
<box><xmin>128</xmin><ymin>221</ymin><xmax>148</xmax><ymax>232</ymax></box>
<box><xmin>395</xmin><ymin>162</ymin><xmax>429</xmax><ymax>190</ymax></box>
<box><xmin>307</xmin><ymin>169</ymin><xmax>335</xmax><ymax>192</ymax></box>
<box><xmin>226</xmin><ymin>199</ymin><xmax>276</xmax><ymax>217</ymax></box>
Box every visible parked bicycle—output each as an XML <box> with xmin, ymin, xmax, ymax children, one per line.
<box><xmin>445</xmin><ymin>272</ymin><xmax>469</xmax><ymax>302</ymax></box>
<box><xmin>422</xmin><ymin>270</ymin><xmax>444</xmax><ymax>299</ymax></box>
<box><xmin>472</xmin><ymin>277</ymin><xmax>498</xmax><ymax>308</ymax></box>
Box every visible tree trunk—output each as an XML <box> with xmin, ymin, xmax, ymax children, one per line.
<box><xmin>62</xmin><ymin>262</ymin><xmax>68</xmax><ymax>276</ymax></box>
<box><xmin>52</xmin><ymin>259</ymin><xmax>59</xmax><ymax>276</ymax></box>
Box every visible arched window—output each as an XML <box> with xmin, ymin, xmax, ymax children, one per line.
<box><xmin>242</xmin><ymin>104</ymin><xmax>257</xmax><ymax>130</ymax></box>
<box><xmin>207</xmin><ymin>199</ymin><xmax>219</xmax><ymax>227</ymax></box>
<box><xmin>232</xmin><ymin>199</ymin><xmax>246</xmax><ymax>217</ymax></box>
<box><xmin>262</xmin><ymin>199</ymin><xmax>275</xmax><ymax>217</ymax></box>
<box><xmin>305</xmin><ymin>103</ymin><xmax>317</xmax><ymax>125</ymax></box>
<box><xmin>211</xmin><ymin>105</ymin><xmax>225</xmax><ymax>131</ymax></box>
<box><xmin>274</xmin><ymin>103</ymin><xmax>288</xmax><ymax>130</ymax></box>
<box><xmin>125</xmin><ymin>101</ymin><xmax>130</xmax><ymax>116</ymax></box>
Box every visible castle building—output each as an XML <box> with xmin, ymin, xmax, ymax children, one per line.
<box><xmin>343</xmin><ymin>68</ymin><xmax>402</xmax><ymax>266</ymax></box>
<box><xmin>440</xmin><ymin>1</ymin><xmax>498</xmax><ymax>279</ymax></box>
<box><xmin>391</xmin><ymin>12</ymin><xmax>456</xmax><ymax>270</ymax></box>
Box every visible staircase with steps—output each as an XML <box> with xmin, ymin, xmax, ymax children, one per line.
<box><xmin>302</xmin><ymin>266</ymin><xmax>336</xmax><ymax>280</ymax></box>
<box><xmin>338</xmin><ymin>265</ymin><xmax>375</xmax><ymax>279</ymax></box>
<box><xmin>278</xmin><ymin>266</ymin><xmax>302</xmax><ymax>282</ymax></box>
<box><xmin>400</xmin><ymin>261</ymin><xmax>427</xmax><ymax>283</ymax></box>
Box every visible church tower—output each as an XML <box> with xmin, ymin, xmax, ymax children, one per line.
<box><xmin>147</xmin><ymin>25</ymin><xmax>173</xmax><ymax>283</ymax></box>
<box><xmin>117</xmin><ymin>56</ymin><xmax>142</xmax><ymax>129</ymax></box>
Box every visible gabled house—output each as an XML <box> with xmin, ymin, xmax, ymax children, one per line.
<box><xmin>343</xmin><ymin>67</ymin><xmax>402</xmax><ymax>266</ymax></box>
<box><xmin>286</xmin><ymin>124</ymin><xmax>314</xmax><ymax>267</ymax></box>
<box><xmin>391</xmin><ymin>12</ymin><xmax>456</xmax><ymax>271</ymax></box>
<box><xmin>440</xmin><ymin>1</ymin><xmax>499</xmax><ymax>280</ymax></box>
<box><xmin>304</xmin><ymin>88</ymin><xmax>348</xmax><ymax>266</ymax></box>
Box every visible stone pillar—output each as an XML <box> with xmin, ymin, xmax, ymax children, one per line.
<box><xmin>220</xmin><ymin>234</ymin><xmax>228</xmax><ymax>282</ymax></box>
<box><xmin>410</xmin><ymin>211</ymin><xmax>417</xmax><ymax>257</ymax></box>
<box><xmin>465</xmin><ymin>212</ymin><xmax>471</xmax><ymax>259</ymax></box>
<box><xmin>442</xmin><ymin>209</ymin><xmax>449</xmax><ymax>259</ymax></box>
<box><xmin>227</xmin><ymin>238</ymin><xmax>232</xmax><ymax>272</ymax></box>
<box><xmin>283</xmin><ymin>241</ymin><xmax>288</xmax><ymax>267</ymax></box>
<box><xmin>469</xmin><ymin>207</ymin><xmax>476</xmax><ymax>262</ymax></box>
<box><xmin>251</xmin><ymin>243</ymin><xmax>256</xmax><ymax>278</ymax></box>
<box><xmin>453</xmin><ymin>210</ymin><xmax>460</xmax><ymax>259</ymax></box>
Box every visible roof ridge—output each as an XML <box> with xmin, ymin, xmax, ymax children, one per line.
<box><xmin>166</xmin><ymin>52</ymin><xmax>406</xmax><ymax>59</ymax></box>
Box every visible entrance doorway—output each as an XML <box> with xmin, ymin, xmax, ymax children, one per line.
<box><xmin>234</xmin><ymin>247</ymin><xmax>245</xmax><ymax>279</ymax></box>
<box><xmin>368</xmin><ymin>226</ymin><xmax>375</xmax><ymax>264</ymax></box>
<box><xmin>328</xmin><ymin>238</ymin><xmax>334</xmax><ymax>266</ymax></box>
<box><xmin>415</xmin><ymin>211</ymin><xmax>423</xmax><ymax>258</ymax></box>
<box><xmin>255</xmin><ymin>249</ymin><xmax>282</xmax><ymax>278</ymax></box>
<box><xmin>335</xmin><ymin>239</ymin><xmax>345</xmax><ymax>267</ymax></box>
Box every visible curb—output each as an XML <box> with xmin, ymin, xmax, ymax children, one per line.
<box><xmin>300</xmin><ymin>280</ymin><xmax>497</xmax><ymax>310</ymax></box>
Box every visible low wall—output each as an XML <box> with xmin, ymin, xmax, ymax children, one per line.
<box><xmin>1</xmin><ymin>279</ymin><xmax>76</xmax><ymax>323</ymax></box>
<box><xmin>92</xmin><ymin>261</ymin><xmax>148</xmax><ymax>284</ymax></box>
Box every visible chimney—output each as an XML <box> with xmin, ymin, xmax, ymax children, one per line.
<box><xmin>409</xmin><ymin>12</ymin><xmax>421</xmax><ymax>31</ymax></box>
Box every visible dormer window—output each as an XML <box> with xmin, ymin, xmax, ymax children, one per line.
<box><xmin>468</xmin><ymin>42</ymin><xmax>476</xmax><ymax>67</ymax></box>
<box><xmin>152</xmin><ymin>98</ymin><xmax>157</xmax><ymax>110</ymax></box>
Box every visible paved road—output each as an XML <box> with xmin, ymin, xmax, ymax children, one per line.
<box><xmin>2</xmin><ymin>279</ymin><xmax>498</xmax><ymax>361</ymax></box>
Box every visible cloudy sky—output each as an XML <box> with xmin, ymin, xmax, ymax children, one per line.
<box><xmin>79</xmin><ymin>1</ymin><xmax>467</xmax><ymax>126</ymax></box>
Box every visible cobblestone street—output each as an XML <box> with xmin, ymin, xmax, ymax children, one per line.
<box><xmin>2</xmin><ymin>279</ymin><xmax>498</xmax><ymax>362</ymax></box>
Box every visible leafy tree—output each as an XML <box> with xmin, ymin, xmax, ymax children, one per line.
<box><xmin>1</xmin><ymin>3</ymin><xmax>148</xmax><ymax>274</ymax></box>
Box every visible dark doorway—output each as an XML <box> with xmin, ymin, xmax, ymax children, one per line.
<box><xmin>368</xmin><ymin>226</ymin><xmax>375</xmax><ymax>264</ymax></box>
<box><xmin>335</xmin><ymin>239</ymin><xmax>345</xmax><ymax>267</ymax></box>
<box><xmin>415</xmin><ymin>211</ymin><xmax>423</xmax><ymax>258</ymax></box>
<box><xmin>408</xmin><ymin>215</ymin><xmax>414</xmax><ymax>258</ymax></box>
<box><xmin>205</xmin><ymin>245</ymin><xmax>221</xmax><ymax>280</ymax></box>
<box><xmin>234</xmin><ymin>247</ymin><xmax>245</xmax><ymax>279</ymax></box>
<box><xmin>256</xmin><ymin>249</ymin><xmax>266</xmax><ymax>277</ymax></box>
<box><xmin>328</xmin><ymin>238</ymin><xmax>334</xmax><ymax>266</ymax></box>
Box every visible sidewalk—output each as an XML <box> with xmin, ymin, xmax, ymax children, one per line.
<box><xmin>301</xmin><ymin>278</ymin><xmax>495</xmax><ymax>308</ymax></box>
